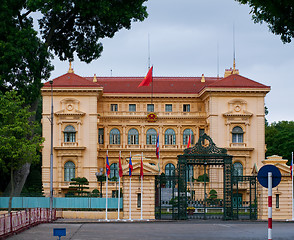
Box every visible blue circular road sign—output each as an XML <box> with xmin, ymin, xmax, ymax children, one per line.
<box><xmin>257</xmin><ymin>164</ymin><xmax>281</xmax><ymax>188</ymax></box>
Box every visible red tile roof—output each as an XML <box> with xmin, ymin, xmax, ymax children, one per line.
<box><xmin>43</xmin><ymin>72</ymin><xmax>270</xmax><ymax>93</ymax></box>
<box><xmin>206</xmin><ymin>74</ymin><xmax>270</xmax><ymax>89</ymax></box>
<box><xmin>43</xmin><ymin>73</ymin><xmax>101</xmax><ymax>88</ymax></box>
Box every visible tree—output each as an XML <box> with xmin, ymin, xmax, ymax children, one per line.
<box><xmin>235</xmin><ymin>0</ymin><xmax>294</xmax><ymax>43</ymax></box>
<box><xmin>0</xmin><ymin>0</ymin><xmax>148</xmax><ymax>196</ymax></box>
<box><xmin>265</xmin><ymin>121</ymin><xmax>294</xmax><ymax>164</ymax></box>
<box><xmin>0</xmin><ymin>91</ymin><xmax>43</xmax><ymax>211</ymax></box>
<box><xmin>68</xmin><ymin>177</ymin><xmax>90</xmax><ymax>196</ymax></box>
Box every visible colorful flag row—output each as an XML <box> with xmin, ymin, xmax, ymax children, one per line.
<box><xmin>105</xmin><ymin>151</ymin><xmax>144</xmax><ymax>179</ymax></box>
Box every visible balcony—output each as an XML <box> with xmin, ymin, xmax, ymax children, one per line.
<box><xmin>62</xmin><ymin>142</ymin><xmax>78</xmax><ymax>147</ymax></box>
<box><xmin>99</xmin><ymin>111</ymin><xmax>206</xmax><ymax>118</ymax></box>
<box><xmin>162</xmin><ymin>145</ymin><xmax>178</xmax><ymax>149</ymax></box>
<box><xmin>230</xmin><ymin>143</ymin><xmax>246</xmax><ymax>148</ymax></box>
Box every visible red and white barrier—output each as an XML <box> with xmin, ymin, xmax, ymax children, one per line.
<box><xmin>268</xmin><ymin>172</ymin><xmax>272</xmax><ymax>240</ymax></box>
<box><xmin>0</xmin><ymin>208</ymin><xmax>57</xmax><ymax>238</ymax></box>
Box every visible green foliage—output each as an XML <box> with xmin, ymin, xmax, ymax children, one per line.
<box><xmin>110</xmin><ymin>176</ymin><xmax>118</xmax><ymax>182</ymax></box>
<box><xmin>209</xmin><ymin>189</ymin><xmax>217</xmax><ymax>200</ymax></box>
<box><xmin>236</xmin><ymin>0</ymin><xmax>294</xmax><ymax>43</ymax></box>
<box><xmin>27</xmin><ymin>0</ymin><xmax>148</xmax><ymax>63</ymax></box>
<box><xmin>69</xmin><ymin>177</ymin><xmax>90</xmax><ymax>196</ymax></box>
<box><xmin>196</xmin><ymin>173</ymin><xmax>209</xmax><ymax>182</ymax></box>
<box><xmin>0</xmin><ymin>91</ymin><xmax>43</xmax><ymax>174</ymax></box>
<box><xmin>0</xmin><ymin>1</ymin><xmax>52</xmax><ymax>105</ymax></box>
<box><xmin>265</xmin><ymin>121</ymin><xmax>294</xmax><ymax>164</ymax></box>
<box><xmin>91</xmin><ymin>189</ymin><xmax>100</xmax><ymax>198</ymax></box>
<box><xmin>21</xmin><ymin>162</ymin><xmax>44</xmax><ymax>197</ymax></box>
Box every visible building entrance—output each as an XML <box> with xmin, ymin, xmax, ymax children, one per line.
<box><xmin>155</xmin><ymin>134</ymin><xmax>257</xmax><ymax>220</ymax></box>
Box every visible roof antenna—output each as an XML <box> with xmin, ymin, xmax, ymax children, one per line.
<box><xmin>217</xmin><ymin>41</ymin><xmax>219</xmax><ymax>78</ymax></box>
<box><xmin>148</xmin><ymin>33</ymin><xmax>151</xmax><ymax>69</ymax></box>
<box><xmin>233</xmin><ymin>23</ymin><xmax>236</xmax><ymax>73</ymax></box>
<box><xmin>110</xmin><ymin>69</ymin><xmax>112</xmax><ymax>77</ymax></box>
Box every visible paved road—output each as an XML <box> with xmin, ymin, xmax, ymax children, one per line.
<box><xmin>7</xmin><ymin>220</ymin><xmax>294</xmax><ymax>240</ymax></box>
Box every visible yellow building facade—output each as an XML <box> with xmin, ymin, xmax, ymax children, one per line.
<box><xmin>41</xmin><ymin>65</ymin><xmax>293</xmax><ymax>219</ymax></box>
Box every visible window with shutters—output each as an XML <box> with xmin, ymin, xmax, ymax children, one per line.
<box><xmin>165</xmin><ymin>129</ymin><xmax>176</xmax><ymax>145</ymax></box>
<box><xmin>128</xmin><ymin>128</ymin><xmax>139</xmax><ymax>144</ymax></box>
<box><xmin>109</xmin><ymin>128</ymin><xmax>120</xmax><ymax>144</ymax></box>
<box><xmin>146</xmin><ymin>128</ymin><xmax>157</xmax><ymax>145</ymax></box>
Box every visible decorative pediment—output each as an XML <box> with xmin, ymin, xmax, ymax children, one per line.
<box><xmin>223</xmin><ymin>110</ymin><xmax>253</xmax><ymax>117</ymax></box>
<box><xmin>223</xmin><ymin>99</ymin><xmax>253</xmax><ymax>118</ymax></box>
<box><xmin>184</xmin><ymin>133</ymin><xmax>227</xmax><ymax>155</ymax></box>
<box><xmin>55</xmin><ymin>108</ymin><xmax>86</xmax><ymax>116</ymax></box>
<box><xmin>262</xmin><ymin>155</ymin><xmax>291</xmax><ymax>176</ymax></box>
<box><xmin>55</xmin><ymin>97</ymin><xmax>85</xmax><ymax>121</ymax></box>
<box><xmin>122</xmin><ymin>162</ymin><xmax>159</xmax><ymax>176</ymax></box>
<box><xmin>122</xmin><ymin>154</ymin><xmax>159</xmax><ymax>175</ymax></box>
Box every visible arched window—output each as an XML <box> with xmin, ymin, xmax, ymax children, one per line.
<box><xmin>110</xmin><ymin>163</ymin><xmax>118</xmax><ymax>180</ymax></box>
<box><xmin>232</xmin><ymin>126</ymin><xmax>243</xmax><ymax>143</ymax></box>
<box><xmin>165</xmin><ymin>129</ymin><xmax>176</xmax><ymax>145</ymax></box>
<box><xmin>186</xmin><ymin>165</ymin><xmax>194</xmax><ymax>182</ymax></box>
<box><xmin>183</xmin><ymin>129</ymin><xmax>194</xmax><ymax>146</ymax></box>
<box><xmin>64</xmin><ymin>125</ymin><xmax>76</xmax><ymax>142</ymax></box>
<box><xmin>128</xmin><ymin>128</ymin><xmax>139</xmax><ymax>144</ymax></box>
<box><xmin>146</xmin><ymin>128</ymin><xmax>157</xmax><ymax>145</ymax></box>
<box><xmin>165</xmin><ymin>163</ymin><xmax>175</xmax><ymax>188</ymax></box>
<box><xmin>64</xmin><ymin>161</ymin><xmax>75</xmax><ymax>181</ymax></box>
<box><xmin>233</xmin><ymin>162</ymin><xmax>243</xmax><ymax>177</ymax></box>
<box><xmin>110</xmin><ymin>128</ymin><xmax>120</xmax><ymax>144</ymax></box>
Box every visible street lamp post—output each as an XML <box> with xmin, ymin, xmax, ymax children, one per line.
<box><xmin>49</xmin><ymin>80</ymin><xmax>54</xmax><ymax>216</ymax></box>
<box><xmin>96</xmin><ymin>168</ymin><xmax>104</xmax><ymax>198</ymax></box>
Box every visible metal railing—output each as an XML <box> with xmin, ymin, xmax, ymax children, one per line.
<box><xmin>0</xmin><ymin>208</ymin><xmax>57</xmax><ymax>238</ymax></box>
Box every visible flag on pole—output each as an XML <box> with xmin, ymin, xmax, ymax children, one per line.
<box><xmin>138</xmin><ymin>66</ymin><xmax>153</xmax><ymax>87</ymax></box>
<box><xmin>156</xmin><ymin>133</ymin><xmax>160</xmax><ymax>159</ymax></box>
<box><xmin>291</xmin><ymin>154</ymin><xmax>293</xmax><ymax>177</ymax></box>
<box><xmin>140</xmin><ymin>152</ymin><xmax>144</xmax><ymax>179</ymax></box>
<box><xmin>129</xmin><ymin>152</ymin><xmax>133</xmax><ymax>177</ymax></box>
<box><xmin>106</xmin><ymin>151</ymin><xmax>110</xmax><ymax>177</ymax></box>
<box><xmin>119</xmin><ymin>151</ymin><xmax>123</xmax><ymax>178</ymax></box>
<box><xmin>187</xmin><ymin>133</ymin><xmax>191</xmax><ymax>148</ymax></box>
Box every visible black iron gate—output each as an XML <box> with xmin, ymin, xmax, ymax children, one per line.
<box><xmin>232</xmin><ymin>176</ymin><xmax>257</xmax><ymax>220</ymax></box>
<box><xmin>155</xmin><ymin>134</ymin><xmax>257</xmax><ymax>220</ymax></box>
<box><xmin>155</xmin><ymin>174</ymin><xmax>180</xmax><ymax>220</ymax></box>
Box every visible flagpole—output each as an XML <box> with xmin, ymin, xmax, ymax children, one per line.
<box><xmin>118</xmin><ymin>151</ymin><xmax>121</xmax><ymax>220</ymax></box>
<box><xmin>141</xmin><ymin>152</ymin><xmax>143</xmax><ymax>220</ymax></box>
<box><xmin>151</xmin><ymin>66</ymin><xmax>153</xmax><ymax>105</ymax></box>
<box><xmin>105</xmin><ymin>150</ymin><xmax>108</xmax><ymax>221</ymax></box>
<box><xmin>106</xmin><ymin>174</ymin><xmax>108</xmax><ymax>220</ymax></box>
<box><xmin>156</xmin><ymin>133</ymin><xmax>160</xmax><ymax>175</ymax></box>
<box><xmin>129</xmin><ymin>151</ymin><xmax>132</xmax><ymax>221</ymax></box>
<box><xmin>118</xmin><ymin>176</ymin><xmax>121</xmax><ymax>220</ymax></box>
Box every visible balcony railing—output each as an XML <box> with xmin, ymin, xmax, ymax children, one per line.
<box><xmin>99</xmin><ymin>111</ymin><xmax>206</xmax><ymax>118</ymax></box>
<box><xmin>230</xmin><ymin>143</ymin><xmax>246</xmax><ymax>148</ymax></box>
<box><xmin>61</xmin><ymin>142</ymin><xmax>78</xmax><ymax>147</ymax></box>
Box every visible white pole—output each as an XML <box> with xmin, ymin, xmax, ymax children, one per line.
<box><xmin>268</xmin><ymin>172</ymin><xmax>272</xmax><ymax>240</ymax></box>
<box><xmin>129</xmin><ymin>152</ymin><xmax>132</xmax><ymax>220</ymax></box>
<box><xmin>118</xmin><ymin>176</ymin><xmax>121</xmax><ymax>220</ymax></box>
<box><xmin>129</xmin><ymin>176</ymin><xmax>132</xmax><ymax>220</ymax></box>
<box><xmin>106</xmin><ymin>173</ymin><xmax>108</xmax><ymax>220</ymax></box>
<box><xmin>141</xmin><ymin>152</ymin><xmax>143</xmax><ymax>220</ymax></box>
<box><xmin>291</xmin><ymin>152</ymin><xmax>294</xmax><ymax>221</ymax></box>
<box><xmin>118</xmin><ymin>150</ymin><xmax>121</xmax><ymax>220</ymax></box>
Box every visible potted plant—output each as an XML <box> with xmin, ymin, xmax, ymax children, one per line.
<box><xmin>187</xmin><ymin>206</ymin><xmax>195</xmax><ymax>215</ymax></box>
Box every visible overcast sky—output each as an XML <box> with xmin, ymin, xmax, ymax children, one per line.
<box><xmin>50</xmin><ymin>0</ymin><xmax>294</xmax><ymax>124</ymax></box>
